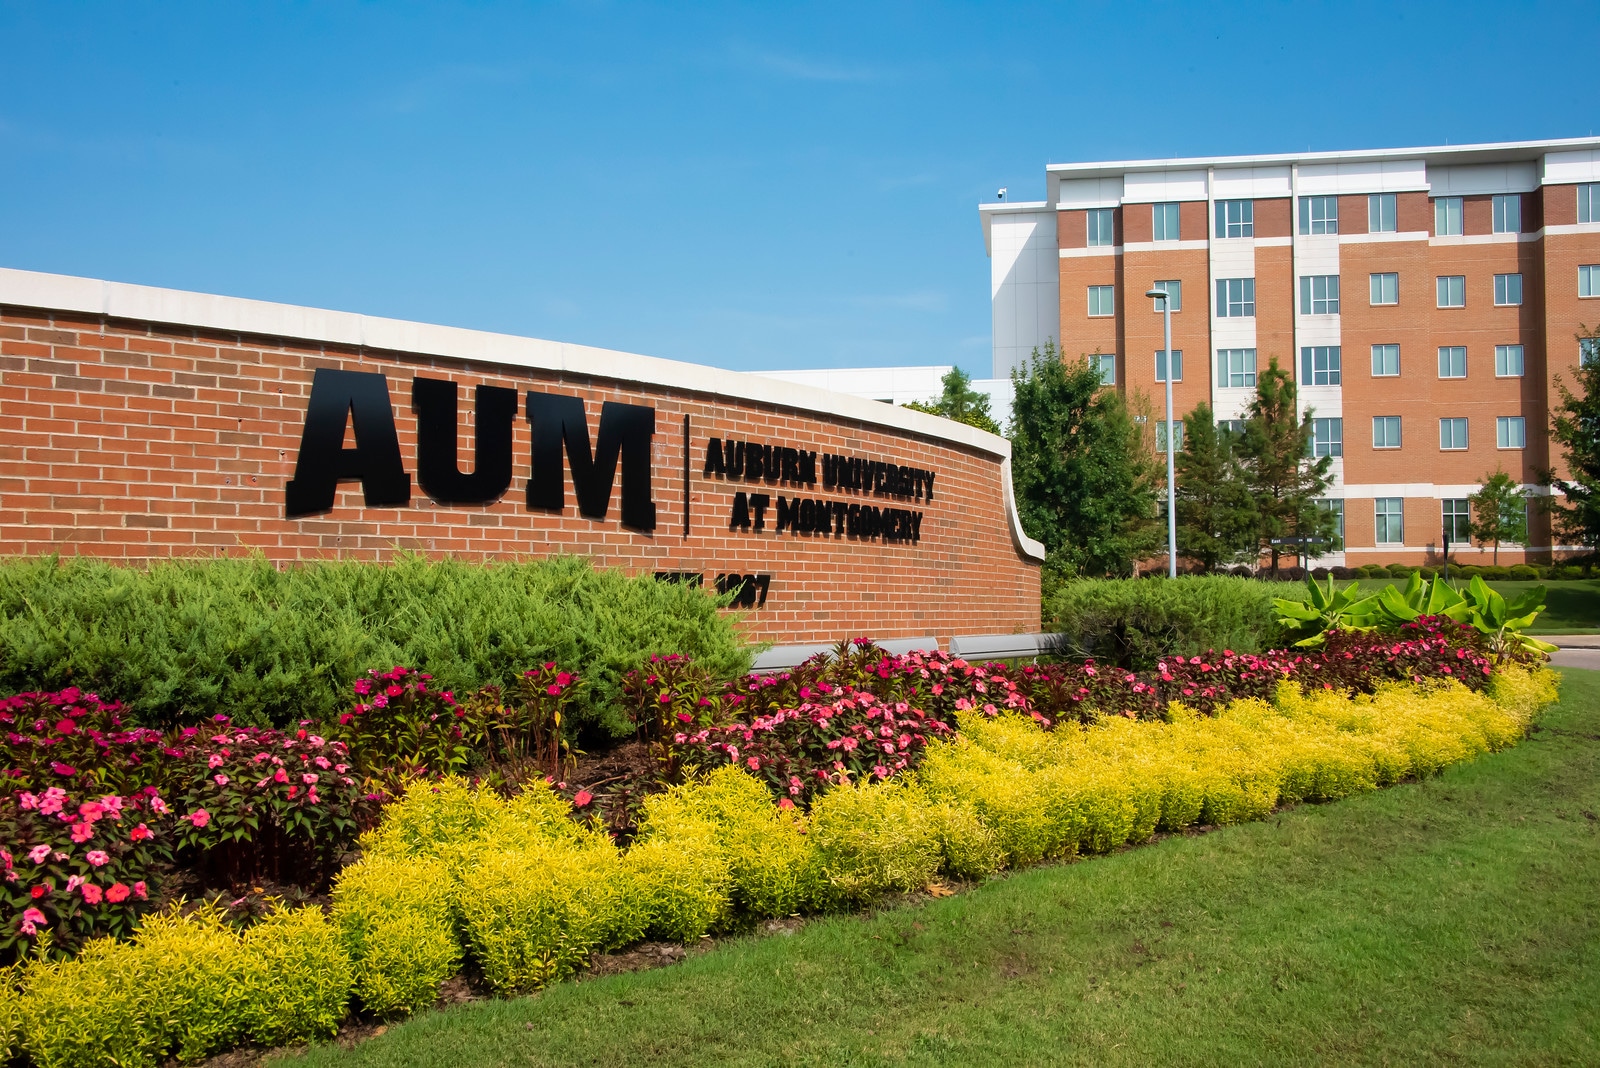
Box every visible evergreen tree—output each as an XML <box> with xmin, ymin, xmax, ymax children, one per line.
<box><xmin>1233</xmin><ymin>356</ymin><xmax>1337</xmax><ymax>575</ymax></box>
<box><xmin>1467</xmin><ymin>469</ymin><xmax>1529</xmax><ymax>565</ymax></box>
<box><xmin>903</xmin><ymin>367</ymin><xmax>1001</xmax><ymax>435</ymax></box>
<box><xmin>1010</xmin><ymin>341</ymin><xmax>1160</xmax><ymax>578</ymax></box>
<box><xmin>1537</xmin><ymin>330</ymin><xmax>1600</xmax><ymax>563</ymax></box>
<box><xmin>1174</xmin><ymin>402</ymin><xmax>1257</xmax><ymax>571</ymax></box>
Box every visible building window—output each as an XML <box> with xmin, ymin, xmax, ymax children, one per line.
<box><xmin>1216</xmin><ymin>199</ymin><xmax>1254</xmax><ymax>238</ymax></box>
<box><xmin>1087</xmin><ymin>208</ymin><xmax>1115</xmax><ymax>247</ymax></box>
<box><xmin>1299</xmin><ymin>195</ymin><xmax>1339</xmax><ymax>235</ymax></box>
<box><xmin>1218</xmin><ymin>348</ymin><xmax>1257</xmax><ymax>388</ymax></box>
<box><xmin>1497</xmin><ymin>416</ymin><xmax>1527</xmax><ymax>449</ymax></box>
<box><xmin>1376</xmin><ymin>497</ymin><xmax>1405</xmax><ymax>544</ymax></box>
<box><xmin>1310</xmin><ymin>417</ymin><xmax>1343</xmax><ymax>458</ymax></box>
<box><xmin>1443</xmin><ymin>499</ymin><xmax>1471</xmax><ymax>542</ymax></box>
<box><xmin>1316</xmin><ymin>498</ymin><xmax>1345</xmax><ymax>541</ymax></box>
<box><xmin>1152</xmin><ymin>202</ymin><xmax>1180</xmax><ymax>241</ymax></box>
<box><xmin>1300</xmin><ymin>274</ymin><xmax>1341</xmax><ymax>315</ymax></box>
<box><xmin>1088</xmin><ymin>285</ymin><xmax>1115</xmax><ymax>317</ymax></box>
<box><xmin>1155</xmin><ymin>349</ymin><xmax>1183</xmax><ymax>382</ymax></box>
<box><xmin>1438</xmin><ymin>345</ymin><xmax>1468</xmax><ymax>378</ymax></box>
<box><xmin>1494</xmin><ymin>273</ymin><xmax>1523</xmax><ymax>306</ymax></box>
<box><xmin>1301</xmin><ymin>345</ymin><xmax>1342</xmax><ymax>385</ymax></box>
<box><xmin>1090</xmin><ymin>354</ymin><xmax>1116</xmax><ymax>386</ymax></box>
<box><xmin>1440</xmin><ymin>417</ymin><xmax>1469</xmax><ymax>450</ymax></box>
<box><xmin>1437</xmin><ymin>275</ymin><xmax>1466</xmax><ymax>307</ymax></box>
<box><xmin>1216</xmin><ymin>277</ymin><xmax>1255</xmax><ymax>317</ymax></box>
<box><xmin>1491</xmin><ymin>194</ymin><xmax>1521</xmax><ymax>234</ymax></box>
<box><xmin>1435</xmin><ymin>196</ymin><xmax>1464</xmax><ymax>236</ymax></box>
<box><xmin>1580</xmin><ymin>183</ymin><xmax>1600</xmax><ymax>224</ymax></box>
<box><xmin>1581</xmin><ymin>264</ymin><xmax>1600</xmax><ymax>298</ymax></box>
<box><xmin>1156</xmin><ymin>419</ymin><xmax>1185</xmax><ymax>453</ymax></box>
<box><xmin>1372</xmin><ymin>343</ymin><xmax>1401</xmax><ymax>377</ymax></box>
<box><xmin>1583</xmin><ymin>337</ymin><xmax>1600</xmax><ymax>367</ymax></box>
<box><xmin>1373</xmin><ymin>415</ymin><xmax>1402</xmax><ymax>449</ymax></box>
<box><xmin>1369</xmin><ymin>193</ymin><xmax>1398</xmax><ymax>233</ymax></box>
<box><xmin>1370</xmin><ymin>272</ymin><xmax>1399</xmax><ymax>305</ymax></box>
<box><xmin>1495</xmin><ymin>344</ymin><xmax>1525</xmax><ymax>377</ymax></box>
<box><xmin>1151</xmin><ymin>279</ymin><xmax>1182</xmax><ymax>312</ymax></box>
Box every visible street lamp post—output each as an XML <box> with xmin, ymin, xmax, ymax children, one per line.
<box><xmin>1147</xmin><ymin>287</ymin><xmax>1177</xmax><ymax>578</ymax></box>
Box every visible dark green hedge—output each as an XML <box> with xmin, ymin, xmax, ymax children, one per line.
<box><xmin>1044</xmin><ymin>576</ymin><xmax>1286</xmax><ymax>669</ymax></box>
<box><xmin>0</xmin><ymin>556</ymin><xmax>750</xmax><ymax>737</ymax></box>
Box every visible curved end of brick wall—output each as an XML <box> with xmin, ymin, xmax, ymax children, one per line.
<box><xmin>0</xmin><ymin>267</ymin><xmax>1043</xmax><ymax>646</ymax></box>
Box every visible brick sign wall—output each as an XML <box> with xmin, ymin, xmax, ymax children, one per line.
<box><xmin>0</xmin><ymin>269</ymin><xmax>1044</xmax><ymax>645</ymax></box>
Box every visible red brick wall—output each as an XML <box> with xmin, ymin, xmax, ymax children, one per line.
<box><xmin>0</xmin><ymin>306</ymin><xmax>1042</xmax><ymax>645</ymax></box>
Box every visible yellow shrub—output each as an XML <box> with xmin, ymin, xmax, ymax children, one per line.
<box><xmin>19</xmin><ymin>937</ymin><xmax>165</xmax><ymax>1068</ymax></box>
<box><xmin>807</xmin><ymin>779</ymin><xmax>941</xmax><ymax>907</ymax></box>
<box><xmin>331</xmin><ymin>854</ymin><xmax>460</xmax><ymax>1017</ymax></box>
<box><xmin>914</xmin><ymin>790</ymin><xmax>1005</xmax><ymax>880</ymax></box>
<box><xmin>460</xmin><ymin>837</ymin><xmax>645</xmax><ymax>993</ymax></box>
<box><xmin>0</xmin><ymin>970</ymin><xmax>16</xmax><ymax>1067</ymax></box>
<box><xmin>238</xmin><ymin>905</ymin><xmax>354</xmax><ymax>1047</ymax></box>
<box><xmin>625</xmin><ymin>832</ymin><xmax>732</xmax><ymax>941</ymax></box>
<box><xmin>1487</xmin><ymin>665</ymin><xmax>1560</xmax><ymax>728</ymax></box>
<box><xmin>131</xmin><ymin>905</ymin><xmax>250</xmax><ymax>1063</ymax></box>
<box><xmin>917</xmin><ymin>739</ymin><xmax>1066</xmax><ymax>866</ymax></box>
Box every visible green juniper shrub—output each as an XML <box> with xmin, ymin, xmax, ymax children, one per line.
<box><xmin>1509</xmin><ymin>564</ymin><xmax>1540</xmax><ymax>580</ymax></box>
<box><xmin>1044</xmin><ymin>576</ymin><xmax>1286</xmax><ymax>669</ymax></box>
<box><xmin>0</xmin><ymin>555</ymin><xmax>748</xmax><ymax>739</ymax></box>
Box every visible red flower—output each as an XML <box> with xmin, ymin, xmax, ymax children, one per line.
<box><xmin>105</xmin><ymin>882</ymin><xmax>130</xmax><ymax>903</ymax></box>
<box><xmin>572</xmin><ymin>790</ymin><xmax>593</xmax><ymax>807</ymax></box>
<box><xmin>30</xmin><ymin>885</ymin><xmax>46</xmax><ymax>899</ymax></box>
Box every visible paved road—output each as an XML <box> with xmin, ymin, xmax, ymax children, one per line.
<box><xmin>1551</xmin><ymin>648</ymin><xmax>1600</xmax><ymax>670</ymax></box>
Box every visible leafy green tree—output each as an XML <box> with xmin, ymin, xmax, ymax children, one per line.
<box><xmin>1537</xmin><ymin>328</ymin><xmax>1600</xmax><ymax>563</ymax></box>
<box><xmin>1174</xmin><ymin>402</ymin><xmax>1258</xmax><ymax>572</ymax></box>
<box><xmin>1233</xmin><ymin>356</ymin><xmax>1337</xmax><ymax>575</ymax></box>
<box><xmin>1468</xmin><ymin>469</ymin><xmax>1529</xmax><ymax>565</ymax></box>
<box><xmin>1009</xmin><ymin>341</ymin><xmax>1160</xmax><ymax>578</ymax></box>
<box><xmin>904</xmin><ymin>367</ymin><xmax>1001</xmax><ymax>434</ymax></box>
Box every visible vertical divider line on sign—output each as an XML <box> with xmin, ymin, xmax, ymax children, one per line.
<box><xmin>683</xmin><ymin>413</ymin><xmax>691</xmax><ymax>538</ymax></box>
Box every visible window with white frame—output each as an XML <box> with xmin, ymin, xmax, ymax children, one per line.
<box><xmin>1375</xmin><ymin>497</ymin><xmax>1404</xmax><ymax>544</ymax></box>
<box><xmin>1492</xmin><ymin>194</ymin><xmax>1522</xmax><ymax>234</ymax></box>
<box><xmin>1438</xmin><ymin>345</ymin><xmax>1468</xmax><ymax>378</ymax></box>
<box><xmin>1435</xmin><ymin>196</ymin><xmax>1464</xmax><ymax>236</ymax></box>
<box><xmin>1439</xmin><ymin>417</ymin><xmax>1469</xmax><ymax>450</ymax></box>
<box><xmin>1216</xmin><ymin>199</ymin><xmax>1254</xmax><ymax>238</ymax></box>
<box><xmin>1369</xmin><ymin>193</ymin><xmax>1398</xmax><ymax>233</ymax></box>
<box><xmin>1091</xmin><ymin>354</ymin><xmax>1116</xmax><ymax>386</ymax></box>
<box><xmin>1581</xmin><ymin>264</ymin><xmax>1600</xmax><ymax>298</ymax></box>
<box><xmin>1155</xmin><ymin>349</ymin><xmax>1183</xmax><ymax>382</ymax></box>
<box><xmin>1494</xmin><ymin>273</ymin><xmax>1523</xmax><ymax>306</ymax></box>
<box><xmin>1437</xmin><ymin>275</ymin><xmax>1466</xmax><ymax>307</ymax></box>
<box><xmin>1152</xmin><ymin>203</ymin><xmax>1180</xmax><ymax>241</ymax></box>
<box><xmin>1088</xmin><ymin>285</ymin><xmax>1115</xmax><ymax>317</ymax></box>
<box><xmin>1087</xmin><ymin>208</ymin><xmax>1115</xmax><ymax>247</ymax></box>
<box><xmin>1497</xmin><ymin>416</ymin><xmax>1526</xmax><ymax>449</ymax></box>
<box><xmin>1218</xmin><ymin>348</ymin><xmax>1257</xmax><ymax>388</ymax></box>
<box><xmin>1218</xmin><ymin>419</ymin><xmax>1247</xmax><ymax>437</ymax></box>
<box><xmin>1300</xmin><ymin>274</ymin><xmax>1340</xmax><ymax>314</ymax></box>
<box><xmin>1580</xmin><ymin>183</ymin><xmax>1600</xmax><ymax>224</ymax></box>
<box><xmin>1370</xmin><ymin>272</ymin><xmax>1399</xmax><ymax>305</ymax></box>
<box><xmin>1583</xmin><ymin>337</ymin><xmax>1600</xmax><ymax>367</ymax></box>
<box><xmin>1372</xmin><ymin>343</ymin><xmax>1400</xmax><ymax>377</ymax></box>
<box><xmin>1316</xmin><ymin>498</ymin><xmax>1345</xmax><ymax>542</ymax></box>
<box><xmin>1495</xmin><ymin>344</ymin><xmax>1524</xmax><ymax>377</ymax></box>
<box><xmin>1299</xmin><ymin>196</ymin><xmax>1338</xmax><ymax>235</ymax></box>
<box><xmin>1442</xmin><ymin>499</ymin><xmax>1471</xmax><ymax>542</ymax></box>
<box><xmin>1310</xmin><ymin>417</ymin><xmax>1343</xmax><ymax>457</ymax></box>
<box><xmin>1155</xmin><ymin>419</ymin><xmax>1185</xmax><ymax>453</ymax></box>
<box><xmin>1301</xmin><ymin>345</ymin><xmax>1342</xmax><ymax>385</ymax></box>
<box><xmin>1372</xmin><ymin>415</ymin><xmax>1401</xmax><ymax>449</ymax></box>
<box><xmin>1151</xmin><ymin>279</ymin><xmax>1182</xmax><ymax>311</ymax></box>
<box><xmin>1216</xmin><ymin>277</ymin><xmax>1255</xmax><ymax>317</ymax></box>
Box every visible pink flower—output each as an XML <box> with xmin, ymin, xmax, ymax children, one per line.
<box><xmin>301</xmin><ymin>773</ymin><xmax>318</xmax><ymax>785</ymax></box>
<box><xmin>306</xmin><ymin>786</ymin><xmax>319</xmax><ymax>804</ymax></box>
<box><xmin>99</xmin><ymin>795</ymin><xmax>122</xmax><ymax>815</ymax></box>
<box><xmin>572</xmin><ymin>790</ymin><xmax>594</xmax><ymax>807</ymax></box>
<box><xmin>21</xmin><ymin>906</ymin><xmax>47</xmax><ymax>930</ymax></box>
<box><xmin>746</xmin><ymin>757</ymin><xmax>761</xmax><ymax>770</ymax></box>
<box><xmin>70</xmin><ymin>822</ymin><xmax>94</xmax><ymax>844</ymax></box>
<box><xmin>149</xmin><ymin>797</ymin><xmax>169</xmax><ymax>815</ymax></box>
<box><xmin>66</xmin><ymin>875</ymin><xmax>83</xmax><ymax>893</ymax></box>
<box><xmin>105</xmin><ymin>883</ymin><xmax>130</xmax><ymax>903</ymax></box>
<box><xmin>133</xmin><ymin>880</ymin><xmax>148</xmax><ymax>899</ymax></box>
<box><xmin>85</xmin><ymin>850</ymin><xmax>110</xmax><ymax>867</ymax></box>
<box><xmin>208</xmin><ymin>754</ymin><xmax>224</xmax><ymax>769</ymax></box>
<box><xmin>27</xmin><ymin>845</ymin><xmax>50</xmax><ymax>865</ymax></box>
<box><xmin>78</xmin><ymin>801</ymin><xmax>104</xmax><ymax>822</ymax></box>
<box><xmin>213</xmin><ymin>774</ymin><xmax>229</xmax><ymax>786</ymax></box>
<box><xmin>273</xmin><ymin>768</ymin><xmax>289</xmax><ymax>784</ymax></box>
<box><xmin>187</xmin><ymin>809</ymin><xmax>211</xmax><ymax>829</ymax></box>
<box><xmin>80</xmin><ymin>883</ymin><xmax>103</xmax><ymax>904</ymax></box>
<box><xmin>17</xmin><ymin>792</ymin><xmax>37</xmax><ymax>811</ymax></box>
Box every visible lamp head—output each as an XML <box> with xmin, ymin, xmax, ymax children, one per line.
<box><xmin>1145</xmin><ymin>288</ymin><xmax>1167</xmax><ymax>301</ymax></box>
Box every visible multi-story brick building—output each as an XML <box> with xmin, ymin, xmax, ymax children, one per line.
<box><xmin>982</xmin><ymin>137</ymin><xmax>1600</xmax><ymax>565</ymax></box>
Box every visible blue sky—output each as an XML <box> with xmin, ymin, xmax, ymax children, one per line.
<box><xmin>0</xmin><ymin>2</ymin><xmax>1593</xmax><ymax>378</ymax></box>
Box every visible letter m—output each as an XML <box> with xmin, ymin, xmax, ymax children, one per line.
<box><xmin>525</xmin><ymin>392</ymin><xmax>657</xmax><ymax>531</ymax></box>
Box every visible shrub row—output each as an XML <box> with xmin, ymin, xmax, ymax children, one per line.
<box><xmin>1044</xmin><ymin>577</ymin><xmax>1287</xmax><ymax>666</ymax></box>
<box><xmin>0</xmin><ymin>556</ymin><xmax>749</xmax><ymax>736</ymax></box>
<box><xmin>1315</xmin><ymin>563</ymin><xmax>1586</xmax><ymax>581</ymax></box>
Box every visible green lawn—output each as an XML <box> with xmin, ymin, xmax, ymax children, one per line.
<box><xmin>285</xmin><ymin>669</ymin><xmax>1600</xmax><ymax>1067</ymax></box>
